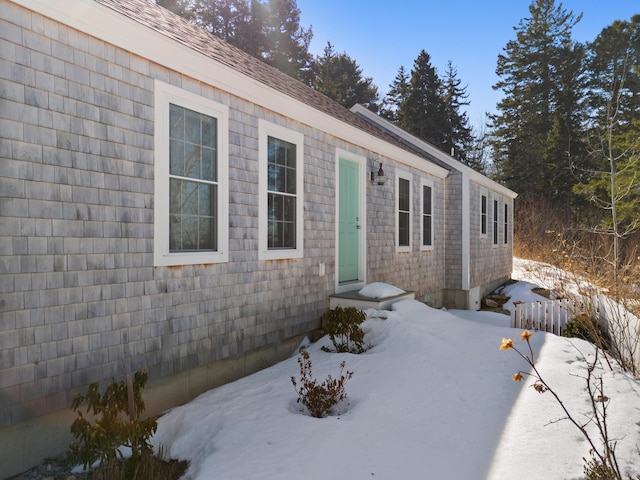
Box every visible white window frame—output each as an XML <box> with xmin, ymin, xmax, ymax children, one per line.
<box><xmin>420</xmin><ymin>179</ymin><xmax>434</xmax><ymax>251</ymax></box>
<box><xmin>153</xmin><ymin>80</ymin><xmax>229</xmax><ymax>266</ymax></box>
<box><xmin>258</xmin><ymin>119</ymin><xmax>304</xmax><ymax>260</ymax></box>
<box><xmin>396</xmin><ymin>170</ymin><xmax>412</xmax><ymax>253</ymax></box>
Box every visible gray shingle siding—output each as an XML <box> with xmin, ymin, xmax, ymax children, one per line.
<box><xmin>444</xmin><ymin>171</ymin><xmax>464</xmax><ymax>290</ymax></box>
<box><xmin>366</xmin><ymin>164</ymin><xmax>446</xmax><ymax>305</ymax></box>
<box><xmin>469</xmin><ymin>182</ymin><xmax>513</xmax><ymax>291</ymax></box>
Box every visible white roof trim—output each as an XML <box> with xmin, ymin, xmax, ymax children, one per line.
<box><xmin>351</xmin><ymin>104</ymin><xmax>518</xmax><ymax>198</ymax></box>
<box><xmin>11</xmin><ymin>0</ymin><xmax>449</xmax><ymax>180</ymax></box>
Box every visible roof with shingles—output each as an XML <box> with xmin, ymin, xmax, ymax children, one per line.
<box><xmin>94</xmin><ymin>0</ymin><xmax>448</xmax><ymax>169</ymax></box>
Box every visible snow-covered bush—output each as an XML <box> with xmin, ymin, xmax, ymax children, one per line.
<box><xmin>321</xmin><ymin>306</ymin><xmax>367</xmax><ymax>353</ymax></box>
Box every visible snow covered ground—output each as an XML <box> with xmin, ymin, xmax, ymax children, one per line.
<box><xmin>151</xmin><ymin>259</ymin><xmax>640</xmax><ymax>479</ymax></box>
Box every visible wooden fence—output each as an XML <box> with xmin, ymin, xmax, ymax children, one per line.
<box><xmin>511</xmin><ymin>295</ymin><xmax>640</xmax><ymax>373</ymax></box>
<box><xmin>510</xmin><ymin>298</ymin><xmax>596</xmax><ymax>335</ymax></box>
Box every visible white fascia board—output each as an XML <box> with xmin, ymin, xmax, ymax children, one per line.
<box><xmin>12</xmin><ymin>0</ymin><xmax>449</xmax><ymax>180</ymax></box>
<box><xmin>351</xmin><ymin>104</ymin><xmax>518</xmax><ymax>199</ymax></box>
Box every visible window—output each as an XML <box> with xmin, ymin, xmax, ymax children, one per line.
<box><xmin>169</xmin><ymin>104</ymin><xmax>217</xmax><ymax>251</ymax></box>
<box><xmin>153</xmin><ymin>80</ymin><xmax>228</xmax><ymax>266</ymax></box>
<box><xmin>421</xmin><ymin>181</ymin><xmax>433</xmax><ymax>250</ymax></box>
<box><xmin>259</xmin><ymin>120</ymin><xmax>304</xmax><ymax>260</ymax></box>
<box><xmin>504</xmin><ymin>203</ymin><xmax>509</xmax><ymax>244</ymax></box>
<box><xmin>481</xmin><ymin>194</ymin><xmax>487</xmax><ymax>236</ymax></box>
<box><xmin>493</xmin><ymin>199</ymin><xmax>499</xmax><ymax>245</ymax></box>
<box><xmin>396</xmin><ymin>171</ymin><xmax>411</xmax><ymax>251</ymax></box>
<box><xmin>267</xmin><ymin>136</ymin><xmax>296</xmax><ymax>249</ymax></box>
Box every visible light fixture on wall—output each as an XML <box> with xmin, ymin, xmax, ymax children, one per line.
<box><xmin>370</xmin><ymin>162</ymin><xmax>387</xmax><ymax>185</ymax></box>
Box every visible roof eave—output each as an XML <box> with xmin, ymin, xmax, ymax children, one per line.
<box><xmin>351</xmin><ymin>104</ymin><xmax>518</xmax><ymax>199</ymax></box>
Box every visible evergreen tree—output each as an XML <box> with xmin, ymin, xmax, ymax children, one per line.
<box><xmin>261</xmin><ymin>0</ymin><xmax>313</xmax><ymax>81</ymax></box>
<box><xmin>177</xmin><ymin>0</ymin><xmax>312</xmax><ymax>81</ymax></box>
<box><xmin>400</xmin><ymin>50</ymin><xmax>449</xmax><ymax>148</ymax></box>
<box><xmin>155</xmin><ymin>0</ymin><xmax>192</xmax><ymax>18</ymax></box>
<box><xmin>442</xmin><ymin>61</ymin><xmax>474</xmax><ymax>164</ymax></box>
<box><xmin>242</xmin><ymin>0</ymin><xmax>267</xmax><ymax>58</ymax></box>
<box><xmin>585</xmin><ymin>15</ymin><xmax>640</xmax><ymax>137</ymax></box>
<box><xmin>191</xmin><ymin>0</ymin><xmax>255</xmax><ymax>50</ymax></box>
<box><xmin>466</xmin><ymin>121</ymin><xmax>491</xmax><ymax>175</ymax></box>
<box><xmin>310</xmin><ymin>42</ymin><xmax>379</xmax><ymax>110</ymax></box>
<box><xmin>382</xmin><ymin>56</ymin><xmax>476</xmax><ymax>161</ymax></box>
<box><xmin>489</xmin><ymin>0</ymin><xmax>586</xmax><ymax>205</ymax></box>
<box><xmin>380</xmin><ymin>66</ymin><xmax>410</xmax><ymax>123</ymax></box>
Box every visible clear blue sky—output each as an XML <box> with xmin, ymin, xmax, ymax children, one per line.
<box><xmin>296</xmin><ymin>0</ymin><xmax>638</xmax><ymax>130</ymax></box>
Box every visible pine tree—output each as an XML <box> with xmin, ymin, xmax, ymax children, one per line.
<box><xmin>382</xmin><ymin>56</ymin><xmax>476</xmax><ymax>160</ymax></box>
<box><xmin>310</xmin><ymin>42</ymin><xmax>379</xmax><ymax>110</ymax></box>
<box><xmin>261</xmin><ymin>0</ymin><xmax>313</xmax><ymax>81</ymax></box>
<box><xmin>155</xmin><ymin>0</ymin><xmax>192</xmax><ymax>18</ymax></box>
<box><xmin>489</xmin><ymin>0</ymin><xmax>585</xmax><ymax>205</ymax></box>
<box><xmin>400</xmin><ymin>50</ymin><xmax>448</xmax><ymax>148</ymax></box>
<box><xmin>191</xmin><ymin>0</ymin><xmax>253</xmax><ymax>47</ymax></box>
<box><xmin>442</xmin><ymin>61</ymin><xmax>474</xmax><ymax>164</ymax></box>
<box><xmin>380</xmin><ymin>66</ymin><xmax>410</xmax><ymax>123</ymax></box>
<box><xmin>466</xmin><ymin>121</ymin><xmax>491</xmax><ymax>175</ymax></box>
<box><xmin>177</xmin><ymin>0</ymin><xmax>312</xmax><ymax>81</ymax></box>
<box><xmin>243</xmin><ymin>0</ymin><xmax>266</xmax><ymax>58</ymax></box>
<box><xmin>585</xmin><ymin>15</ymin><xmax>640</xmax><ymax>138</ymax></box>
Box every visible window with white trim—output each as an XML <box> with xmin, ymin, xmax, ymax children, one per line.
<box><xmin>481</xmin><ymin>194</ymin><xmax>487</xmax><ymax>236</ymax></box>
<box><xmin>153</xmin><ymin>80</ymin><xmax>228</xmax><ymax>266</ymax></box>
<box><xmin>421</xmin><ymin>180</ymin><xmax>433</xmax><ymax>250</ymax></box>
<box><xmin>258</xmin><ymin>120</ymin><xmax>304</xmax><ymax>260</ymax></box>
<box><xmin>493</xmin><ymin>199</ymin><xmax>499</xmax><ymax>245</ymax></box>
<box><xmin>396</xmin><ymin>171</ymin><xmax>411</xmax><ymax>251</ymax></box>
<box><xmin>504</xmin><ymin>203</ymin><xmax>509</xmax><ymax>245</ymax></box>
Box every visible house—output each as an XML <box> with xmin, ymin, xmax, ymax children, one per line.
<box><xmin>351</xmin><ymin>105</ymin><xmax>517</xmax><ymax>308</ymax></box>
<box><xmin>0</xmin><ymin>0</ymin><xmax>517</xmax><ymax>476</ymax></box>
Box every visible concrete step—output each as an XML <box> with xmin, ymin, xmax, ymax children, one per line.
<box><xmin>329</xmin><ymin>290</ymin><xmax>415</xmax><ymax>311</ymax></box>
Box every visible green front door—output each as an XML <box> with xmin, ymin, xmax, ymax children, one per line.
<box><xmin>339</xmin><ymin>158</ymin><xmax>360</xmax><ymax>283</ymax></box>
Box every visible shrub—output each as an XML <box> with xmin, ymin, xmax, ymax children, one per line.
<box><xmin>68</xmin><ymin>369</ymin><xmax>158</xmax><ymax>474</ymax></box>
<box><xmin>94</xmin><ymin>445</ymin><xmax>188</xmax><ymax>480</ymax></box>
<box><xmin>562</xmin><ymin>312</ymin><xmax>612</xmax><ymax>351</ymax></box>
<box><xmin>321</xmin><ymin>306</ymin><xmax>367</xmax><ymax>353</ymax></box>
<box><xmin>291</xmin><ymin>349</ymin><xmax>353</xmax><ymax>418</ymax></box>
<box><xmin>583</xmin><ymin>455</ymin><xmax>620</xmax><ymax>480</ymax></box>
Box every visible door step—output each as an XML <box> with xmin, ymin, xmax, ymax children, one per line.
<box><xmin>329</xmin><ymin>290</ymin><xmax>415</xmax><ymax>311</ymax></box>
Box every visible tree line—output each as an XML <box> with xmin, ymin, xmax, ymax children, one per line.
<box><xmin>491</xmin><ymin>0</ymin><xmax>640</xmax><ymax>280</ymax></box>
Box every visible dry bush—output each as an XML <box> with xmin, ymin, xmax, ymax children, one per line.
<box><xmin>513</xmin><ymin>196</ymin><xmax>576</xmax><ymax>261</ymax></box>
<box><xmin>88</xmin><ymin>448</ymin><xmax>187</xmax><ymax>480</ymax></box>
<box><xmin>291</xmin><ymin>349</ymin><xmax>353</xmax><ymax>418</ymax></box>
<box><xmin>502</xmin><ymin>333</ymin><xmax>630</xmax><ymax>480</ymax></box>
<box><xmin>515</xmin><ymin>197</ymin><xmax>640</xmax><ymax>376</ymax></box>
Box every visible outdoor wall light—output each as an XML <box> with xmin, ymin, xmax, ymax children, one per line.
<box><xmin>371</xmin><ymin>162</ymin><xmax>387</xmax><ymax>185</ymax></box>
